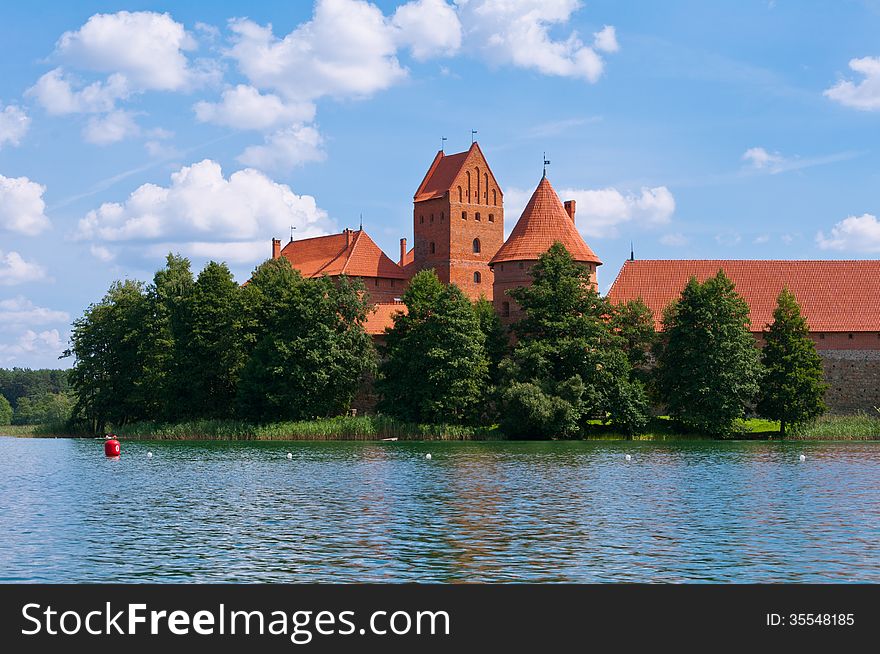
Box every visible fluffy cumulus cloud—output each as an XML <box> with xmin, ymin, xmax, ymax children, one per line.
<box><xmin>82</xmin><ymin>110</ymin><xmax>140</xmax><ymax>145</ymax></box>
<box><xmin>194</xmin><ymin>85</ymin><xmax>316</xmax><ymax>130</ymax></box>
<box><xmin>825</xmin><ymin>56</ymin><xmax>880</xmax><ymax>111</ymax></box>
<box><xmin>237</xmin><ymin>125</ymin><xmax>326</xmax><ymax>171</ymax></box>
<box><xmin>76</xmin><ymin>159</ymin><xmax>335</xmax><ymax>265</ymax></box>
<box><xmin>0</xmin><ymin>175</ymin><xmax>51</xmax><ymax>236</ymax></box>
<box><xmin>26</xmin><ymin>69</ymin><xmax>130</xmax><ymax>116</ymax></box>
<box><xmin>0</xmin><ymin>297</ymin><xmax>68</xmax><ymax>326</ymax></box>
<box><xmin>659</xmin><ymin>232</ymin><xmax>688</xmax><ymax>247</ymax></box>
<box><xmin>0</xmin><ymin>252</ymin><xmax>48</xmax><ymax>286</ymax></box>
<box><xmin>816</xmin><ymin>213</ymin><xmax>880</xmax><ymax>252</ymax></box>
<box><xmin>55</xmin><ymin>11</ymin><xmax>202</xmax><ymax>92</ymax></box>
<box><xmin>456</xmin><ymin>0</ymin><xmax>618</xmax><ymax>82</ymax></box>
<box><xmin>0</xmin><ymin>103</ymin><xmax>30</xmax><ymax>148</ymax></box>
<box><xmin>561</xmin><ymin>185</ymin><xmax>675</xmax><ymax>237</ymax></box>
<box><xmin>0</xmin><ymin>329</ymin><xmax>66</xmax><ymax>366</ymax></box>
<box><xmin>392</xmin><ymin>0</ymin><xmax>462</xmax><ymax>60</ymax></box>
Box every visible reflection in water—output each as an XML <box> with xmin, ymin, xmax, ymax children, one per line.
<box><xmin>0</xmin><ymin>437</ymin><xmax>878</xmax><ymax>583</ymax></box>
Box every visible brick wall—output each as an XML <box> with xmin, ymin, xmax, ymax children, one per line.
<box><xmin>820</xmin><ymin>350</ymin><xmax>880</xmax><ymax>414</ymax></box>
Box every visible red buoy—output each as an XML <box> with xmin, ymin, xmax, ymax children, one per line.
<box><xmin>104</xmin><ymin>436</ymin><xmax>121</xmax><ymax>457</ymax></box>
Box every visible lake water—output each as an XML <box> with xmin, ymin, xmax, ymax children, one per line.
<box><xmin>1</xmin><ymin>436</ymin><xmax>878</xmax><ymax>583</ymax></box>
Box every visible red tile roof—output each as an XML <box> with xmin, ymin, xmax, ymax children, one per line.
<box><xmin>490</xmin><ymin>176</ymin><xmax>602</xmax><ymax>266</ymax></box>
<box><xmin>606</xmin><ymin>259</ymin><xmax>880</xmax><ymax>332</ymax></box>
<box><xmin>413</xmin><ymin>142</ymin><xmax>501</xmax><ymax>203</ymax></box>
<box><xmin>280</xmin><ymin>229</ymin><xmax>407</xmax><ymax>280</ymax></box>
<box><xmin>364</xmin><ymin>301</ymin><xmax>406</xmax><ymax>335</ymax></box>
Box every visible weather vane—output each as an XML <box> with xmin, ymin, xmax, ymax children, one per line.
<box><xmin>441</xmin><ymin>136</ymin><xmax>447</xmax><ymax>152</ymax></box>
<box><xmin>359</xmin><ymin>213</ymin><xmax>363</xmax><ymax>230</ymax></box>
<box><xmin>471</xmin><ymin>129</ymin><xmax>478</xmax><ymax>144</ymax></box>
<box><xmin>543</xmin><ymin>152</ymin><xmax>551</xmax><ymax>178</ymax></box>
<box><xmin>289</xmin><ymin>225</ymin><xmax>296</xmax><ymax>242</ymax></box>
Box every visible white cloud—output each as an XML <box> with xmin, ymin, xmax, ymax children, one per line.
<box><xmin>0</xmin><ymin>175</ymin><xmax>51</xmax><ymax>236</ymax></box>
<box><xmin>824</xmin><ymin>56</ymin><xmax>880</xmax><ymax>111</ymax></box>
<box><xmin>593</xmin><ymin>25</ymin><xmax>618</xmax><ymax>53</ymax></box>
<box><xmin>89</xmin><ymin>244</ymin><xmax>116</xmax><ymax>262</ymax></box>
<box><xmin>0</xmin><ymin>252</ymin><xmax>48</xmax><ymax>285</ymax></box>
<box><xmin>0</xmin><ymin>103</ymin><xmax>30</xmax><ymax>148</ymax></box>
<box><xmin>83</xmin><ymin>110</ymin><xmax>140</xmax><ymax>145</ymax></box>
<box><xmin>0</xmin><ymin>297</ymin><xmax>68</xmax><ymax>326</ymax></box>
<box><xmin>76</xmin><ymin>160</ymin><xmax>335</xmax><ymax>265</ymax></box>
<box><xmin>194</xmin><ymin>84</ymin><xmax>315</xmax><ymax>130</ymax></box>
<box><xmin>237</xmin><ymin>125</ymin><xmax>326</xmax><ymax>171</ymax></box>
<box><xmin>753</xmin><ymin>234</ymin><xmax>770</xmax><ymax>244</ymax></box>
<box><xmin>227</xmin><ymin>1</ymin><xmax>406</xmax><ymax>102</ymax></box>
<box><xmin>55</xmin><ymin>11</ymin><xmax>201</xmax><ymax>92</ymax></box>
<box><xmin>660</xmin><ymin>233</ymin><xmax>688</xmax><ymax>247</ymax></box>
<box><xmin>456</xmin><ymin>0</ymin><xmax>617</xmax><ymax>82</ymax></box>
<box><xmin>715</xmin><ymin>231</ymin><xmax>742</xmax><ymax>246</ymax></box>
<box><xmin>146</xmin><ymin>241</ymin><xmax>269</xmax><ymax>264</ymax></box>
<box><xmin>816</xmin><ymin>213</ymin><xmax>880</xmax><ymax>252</ymax></box>
<box><xmin>742</xmin><ymin>146</ymin><xmax>783</xmax><ymax>170</ymax></box>
<box><xmin>0</xmin><ymin>328</ymin><xmax>66</xmax><ymax>365</ymax></box>
<box><xmin>27</xmin><ymin>68</ymin><xmax>130</xmax><ymax>115</ymax></box>
<box><xmin>392</xmin><ymin>0</ymin><xmax>462</xmax><ymax>61</ymax></box>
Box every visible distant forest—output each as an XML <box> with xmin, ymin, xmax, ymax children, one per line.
<box><xmin>0</xmin><ymin>368</ymin><xmax>72</xmax><ymax>426</ymax></box>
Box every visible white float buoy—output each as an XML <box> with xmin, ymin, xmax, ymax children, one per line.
<box><xmin>426</xmin><ymin>453</ymin><xmax>432</xmax><ymax>460</ymax></box>
<box><xmin>799</xmin><ymin>454</ymin><xmax>806</xmax><ymax>462</ymax></box>
<box><xmin>287</xmin><ymin>452</ymin><xmax>293</xmax><ymax>460</ymax></box>
<box><xmin>147</xmin><ymin>451</ymin><xmax>153</xmax><ymax>459</ymax></box>
<box><xmin>625</xmin><ymin>454</ymin><xmax>632</xmax><ymax>462</ymax></box>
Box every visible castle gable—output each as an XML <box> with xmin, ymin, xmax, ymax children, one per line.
<box><xmin>414</xmin><ymin>142</ymin><xmax>503</xmax><ymax>204</ymax></box>
<box><xmin>280</xmin><ymin>229</ymin><xmax>407</xmax><ymax>279</ymax></box>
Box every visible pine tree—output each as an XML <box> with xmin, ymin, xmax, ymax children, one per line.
<box><xmin>758</xmin><ymin>287</ymin><xmax>827</xmax><ymax>435</ymax></box>
<box><xmin>655</xmin><ymin>270</ymin><xmax>762</xmax><ymax>435</ymax></box>
<box><xmin>378</xmin><ymin>270</ymin><xmax>489</xmax><ymax>424</ymax></box>
<box><xmin>500</xmin><ymin>242</ymin><xmax>650</xmax><ymax>437</ymax></box>
<box><xmin>0</xmin><ymin>395</ymin><xmax>11</xmax><ymax>426</ymax></box>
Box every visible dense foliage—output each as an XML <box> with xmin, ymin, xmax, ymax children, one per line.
<box><xmin>655</xmin><ymin>270</ymin><xmax>762</xmax><ymax>436</ymax></box>
<box><xmin>500</xmin><ymin>242</ymin><xmax>650</xmax><ymax>437</ymax></box>
<box><xmin>0</xmin><ymin>368</ymin><xmax>72</xmax><ymax>425</ymax></box>
<box><xmin>378</xmin><ymin>270</ymin><xmax>490</xmax><ymax>424</ymax></box>
<box><xmin>757</xmin><ymin>288</ymin><xmax>828</xmax><ymax>434</ymax></box>
<box><xmin>0</xmin><ymin>395</ymin><xmax>11</xmax><ymax>426</ymax></box>
<box><xmin>66</xmin><ymin>255</ymin><xmax>375</xmax><ymax>431</ymax></box>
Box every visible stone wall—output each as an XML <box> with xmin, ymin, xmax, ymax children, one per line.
<box><xmin>821</xmin><ymin>350</ymin><xmax>880</xmax><ymax>414</ymax></box>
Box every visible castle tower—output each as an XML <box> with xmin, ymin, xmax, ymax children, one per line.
<box><xmin>411</xmin><ymin>142</ymin><xmax>504</xmax><ymax>301</ymax></box>
<box><xmin>489</xmin><ymin>175</ymin><xmax>602</xmax><ymax>324</ymax></box>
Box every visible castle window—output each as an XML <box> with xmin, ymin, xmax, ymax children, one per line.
<box><xmin>458</xmin><ymin>186</ymin><xmax>463</xmax><ymax>203</ymax></box>
<box><xmin>474</xmin><ymin>271</ymin><xmax>481</xmax><ymax>283</ymax></box>
<box><xmin>473</xmin><ymin>238</ymin><xmax>481</xmax><ymax>253</ymax></box>
<box><xmin>484</xmin><ymin>173</ymin><xmax>489</xmax><ymax>202</ymax></box>
<box><xmin>849</xmin><ymin>333</ymin><xmax>854</xmax><ymax>339</ymax></box>
<box><xmin>518</xmin><ymin>262</ymin><xmax>524</xmax><ymax>269</ymax></box>
<box><xmin>502</xmin><ymin>301</ymin><xmax>510</xmax><ymax>318</ymax></box>
<box><xmin>420</xmin><ymin>215</ymin><xmax>424</xmax><ymax>224</ymax></box>
<box><xmin>466</xmin><ymin>171</ymin><xmax>471</xmax><ymax>202</ymax></box>
<box><xmin>430</xmin><ymin>241</ymin><xmax>436</xmax><ymax>254</ymax></box>
<box><xmin>475</xmin><ymin>212</ymin><xmax>481</xmax><ymax>221</ymax></box>
<box><xmin>488</xmin><ymin>213</ymin><xmax>494</xmax><ymax>222</ymax></box>
<box><xmin>462</xmin><ymin>211</ymin><xmax>467</xmax><ymax>220</ymax></box>
<box><xmin>500</xmin><ymin>264</ymin><xmax>504</xmax><ymax>271</ymax></box>
<box><xmin>430</xmin><ymin>213</ymin><xmax>434</xmax><ymax>223</ymax></box>
<box><xmin>440</xmin><ymin>211</ymin><xmax>444</xmax><ymax>221</ymax></box>
<box><xmin>493</xmin><ymin>189</ymin><xmax>497</xmax><ymax>206</ymax></box>
<box><xmin>820</xmin><ymin>333</ymin><xmax>825</xmax><ymax>340</ymax></box>
<box><xmin>375</xmin><ymin>279</ymin><xmax>379</xmax><ymax>287</ymax></box>
<box><xmin>476</xmin><ymin>167</ymin><xmax>481</xmax><ymax>205</ymax></box>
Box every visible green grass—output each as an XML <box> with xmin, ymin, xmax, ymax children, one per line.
<box><xmin>111</xmin><ymin>415</ymin><xmax>502</xmax><ymax>441</ymax></box>
<box><xmin>792</xmin><ymin>414</ymin><xmax>880</xmax><ymax>440</ymax></box>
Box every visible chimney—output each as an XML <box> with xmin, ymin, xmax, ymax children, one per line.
<box><xmin>564</xmin><ymin>200</ymin><xmax>576</xmax><ymax>223</ymax></box>
<box><xmin>344</xmin><ymin>228</ymin><xmax>351</xmax><ymax>247</ymax></box>
<box><xmin>271</xmin><ymin>238</ymin><xmax>281</xmax><ymax>259</ymax></box>
<box><xmin>399</xmin><ymin>238</ymin><xmax>407</xmax><ymax>266</ymax></box>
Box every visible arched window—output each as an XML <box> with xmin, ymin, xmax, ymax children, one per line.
<box><xmin>502</xmin><ymin>301</ymin><xmax>510</xmax><ymax>317</ymax></box>
<box><xmin>484</xmin><ymin>173</ymin><xmax>489</xmax><ymax>202</ymax></box>
<box><xmin>475</xmin><ymin>212</ymin><xmax>481</xmax><ymax>221</ymax></box>
<box><xmin>461</xmin><ymin>211</ymin><xmax>467</xmax><ymax>220</ymax></box>
<box><xmin>430</xmin><ymin>213</ymin><xmax>434</xmax><ymax>223</ymax></box>
<box><xmin>458</xmin><ymin>186</ymin><xmax>462</xmax><ymax>202</ymax></box>
<box><xmin>492</xmin><ymin>189</ymin><xmax>497</xmax><ymax>206</ymax></box>
<box><xmin>419</xmin><ymin>215</ymin><xmax>424</xmax><ymax>224</ymax></box>
<box><xmin>440</xmin><ymin>212</ymin><xmax>445</xmax><ymax>221</ymax></box>
<box><xmin>473</xmin><ymin>238</ymin><xmax>481</xmax><ymax>253</ymax></box>
<box><xmin>430</xmin><ymin>242</ymin><xmax>436</xmax><ymax>254</ymax></box>
<box><xmin>474</xmin><ymin>271</ymin><xmax>481</xmax><ymax>283</ymax></box>
<box><xmin>476</xmin><ymin>167</ymin><xmax>481</xmax><ymax>204</ymax></box>
<box><xmin>466</xmin><ymin>171</ymin><xmax>471</xmax><ymax>202</ymax></box>
<box><xmin>488</xmin><ymin>213</ymin><xmax>494</xmax><ymax>223</ymax></box>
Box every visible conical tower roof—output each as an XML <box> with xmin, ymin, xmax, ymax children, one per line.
<box><xmin>490</xmin><ymin>176</ymin><xmax>601</xmax><ymax>266</ymax></box>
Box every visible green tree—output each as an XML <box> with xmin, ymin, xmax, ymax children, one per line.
<box><xmin>12</xmin><ymin>392</ymin><xmax>73</xmax><ymax>425</ymax></box>
<box><xmin>655</xmin><ymin>270</ymin><xmax>762</xmax><ymax>436</ymax></box>
<box><xmin>176</xmin><ymin>261</ymin><xmax>246</xmax><ymax>419</ymax></box>
<box><xmin>0</xmin><ymin>395</ymin><xmax>11</xmax><ymax>426</ymax></box>
<box><xmin>611</xmin><ymin>298</ymin><xmax>656</xmax><ymax>370</ymax></box>
<box><xmin>473</xmin><ymin>297</ymin><xmax>508</xmax><ymax>386</ymax></box>
<box><xmin>500</xmin><ymin>242</ymin><xmax>650</xmax><ymax>438</ymax></box>
<box><xmin>757</xmin><ymin>288</ymin><xmax>828</xmax><ymax>435</ymax></box>
<box><xmin>66</xmin><ymin>280</ymin><xmax>152</xmax><ymax>432</ymax></box>
<box><xmin>378</xmin><ymin>270</ymin><xmax>489</xmax><ymax>424</ymax></box>
<box><xmin>237</xmin><ymin>263</ymin><xmax>376</xmax><ymax>421</ymax></box>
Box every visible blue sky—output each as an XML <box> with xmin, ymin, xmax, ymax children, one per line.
<box><xmin>2</xmin><ymin>0</ymin><xmax>880</xmax><ymax>368</ymax></box>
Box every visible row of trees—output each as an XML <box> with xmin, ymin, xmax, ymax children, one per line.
<box><xmin>65</xmin><ymin>243</ymin><xmax>827</xmax><ymax>437</ymax></box>
<box><xmin>0</xmin><ymin>368</ymin><xmax>72</xmax><ymax>426</ymax></box>
<box><xmin>66</xmin><ymin>255</ymin><xmax>375</xmax><ymax>433</ymax></box>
